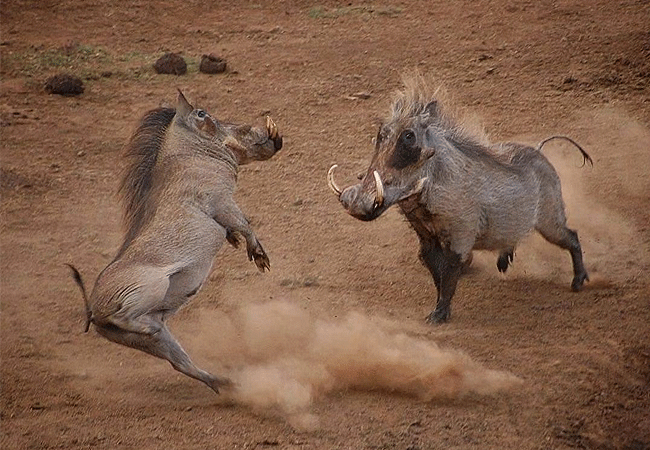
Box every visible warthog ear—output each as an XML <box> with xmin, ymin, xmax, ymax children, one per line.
<box><xmin>176</xmin><ymin>89</ymin><xmax>193</xmax><ymax>118</ymax></box>
<box><xmin>204</xmin><ymin>116</ymin><xmax>218</xmax><ymax>134</ymax></box>
<box><xmin>424</xmin><ymin>100</ymin><xmax>439</xmax><ymax>117</ymax></box>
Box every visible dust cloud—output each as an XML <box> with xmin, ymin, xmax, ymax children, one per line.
<box><xmin>189</xmin><ymin>300</ymin><xmax>521</xmax><ymax>429</ymax></box>
<box><xmin>557</xmin><ymin>107</ymin><xmax>650</xmax><ymax>284</ymax></box>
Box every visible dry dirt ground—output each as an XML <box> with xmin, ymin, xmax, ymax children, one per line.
<box><xmin>2</xmin><ymin>1</ymin><xmax>650</xmax><ymax>449</ymax></box>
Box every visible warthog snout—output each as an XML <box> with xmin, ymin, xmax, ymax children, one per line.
<box><xmin>329</xmin><ymin>164</ymin><xmax>424</xmax><ymax>221</ymax></box>
<box><xmin>328</xmin><ymin>165</ymin><xmax>389</xmax><ymax>221</ymax></box>
<box><xmin>222</xmin><ymin>115</ymin><xmax>283</xmax><ymax>165</ymax></box>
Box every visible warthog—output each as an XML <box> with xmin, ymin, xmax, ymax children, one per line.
<box><xmin>69</xmin><ymin>91</ymin><xmax>282</xmax><ymax>393</ymax></box>
<box><xmin>328</xmin><ymin>77</ymin><xmax>591</xmax><ymax>324</ymax></box>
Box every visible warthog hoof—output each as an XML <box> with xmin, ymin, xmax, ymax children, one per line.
<box><xmin>209</xmin><ymin>376</ymin><xmax>235</xmax><ymax>395</ymax></box>
<box><xmin>571</xmin><ymin>272</ymin><xmax>589</xmax><ymax>292</ymax></box>
<box><xmin>248</xmin><ymin>242</ymin><xmax>270</xmax><ymax>272</ymax></box>
<box><xmin>497</xmin><ymin>251</ymin><xmax>513</xmax><ymax>273</ymax></box>
<box><xmin>426</xmin><ymin>307</ymin><xmax>451</xmax><ymax>324</ymax></box>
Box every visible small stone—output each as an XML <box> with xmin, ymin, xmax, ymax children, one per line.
<box><xmin>563</xmin><ymin>75</ymin><xmax>578</xmax><ymax>84</ymax></box>
<box><xmin>199</xmin><ymin>54</ymin><xmax>227</xmax><ymax>74</ymax></box>
<box><xmin>44</xmin><ymin>73</ymin><xmax>84</xmax><ymax>96</ymax></box>
<box><xmin>345</xmin><ymin>91</ymin><xmax>371</xmax><ymax>100</ymax></box>
<box><xmin>352</xmin><ymin>91</ymin><xmax>371</xmax><ymax>99</ymax></box>
<box><xmin>153</xmin><ymin>53</ymin><xmax>187</xmax><ymax>75</ymax></box>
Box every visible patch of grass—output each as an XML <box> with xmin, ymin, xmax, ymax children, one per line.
<box><xmin>117</xmin><ymin>66</ymin><xmax>157</xmax><ymax>82</ymax></box>
<box><xmin>2</xmin><ymin>44</ymin><xmax>216</xmax><ymax>84</ymax></box>
<box><xmin>116</xmin><ymin>50</ymin><xmax>150</xmax><ymax>63</ymax></box>
<box><xmin>3</xmin><ymin>42</ymin><xmax>112</xmax><ymax>78</ymax></box>
<box><xmin>112</xmin><ymin>51</ymin><xmax>157</xmax><ymax>81</ymax></box>
<box><xmin>184</xmin><ymin>56</ymin><xmax>200</xmax><ymax>74</ymax></box>
<box><xmin>308</xmin><ymin>6</ymin><xmax>330</xmax><ymax>19</ymax></box>
<box><xmin>308</xmin><ymin>4</ymin><xmax>402</xmax><ymax>19</ymax></box>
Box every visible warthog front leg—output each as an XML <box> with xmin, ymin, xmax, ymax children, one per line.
<box><xmin>225</xmin><ymin>229</ymin><xmax>240</xmax><ymax>248</ymax></box>
<box><xmin>224</xmin><ymin>228</ymin><xmax>269</xmax><ymax>272</ymax></box>
<box><xmin>213</xmin><ymin>201</ymin><xmax>270</xmax><ymax>272</ymax></box>
<box><xmin>95</xmin><ymin>320</ymin><xmax>232</xmax><ymax>394</ymax></box>
<box><xmin>419</xmin><ymin>239</ymin><xmax>464</xmax><ymax>324</ymax></box>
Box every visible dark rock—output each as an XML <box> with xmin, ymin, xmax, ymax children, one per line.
<box><xmin>153</xmin><ymin>53</ymin><xmax>187</xmax><ymax>75</ymax></box>
<box><xmin>44</xmin><ymin>73</ymin><xmax>84</xmax><ymax>96</ymax></box>
<box><xmin>199</xmin><ymin>54</ymin><xmax>227</xmax><ymax>74</ymax></box>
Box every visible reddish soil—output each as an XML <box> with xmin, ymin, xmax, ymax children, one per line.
<box><xmin>2</xmin><ymin>1</ymin><xmax>649</xmax><ymax>449</ymax></box>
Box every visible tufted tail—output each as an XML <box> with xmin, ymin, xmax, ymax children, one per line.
<box><xmin>66</xmin><ymin>264</ymin><xmax>92</xmax><ymax>332</ymax></box>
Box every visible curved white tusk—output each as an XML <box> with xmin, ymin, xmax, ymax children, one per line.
<box><xmin>373</xmin><ymin>170</ymin><xmax>385</xmax><ymax>207</ymax></box>
<box><xmin>328</xmin><ymin>164</ymin><xmax>342</xmax><ymax>196</ymax></box>
<box><xmin>266</xmin><ymin>116</ymin><xmax>278</xmax><ymax>139</ymax></box>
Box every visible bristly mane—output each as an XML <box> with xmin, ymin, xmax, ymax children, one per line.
<box><xmin>388</xmin><ymin>75</ymin><xmax>441</xmax><ymax>125</ymax></box>
<box><xmin>389</xmin><ymin>75</ymin><xmax>487</xmax><ymax>144</ymax></box>
<box><xmin>389</xmin><ymin>75</ymin><xmax>502</xmax><ymax>165</ymax></box>
<box><xmin>116</xmin><ymin>107</ymin><xmax>175</xmax><ymax>256</ymax></box>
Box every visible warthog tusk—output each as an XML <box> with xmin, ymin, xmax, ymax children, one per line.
<box><xmin>266</xmin><ymin>116</ymin><xmax>278</xmax><ymax>139</ymax></box>
<box><xmin>328</xmin><ymin>164</ymin><xmax>342</xmax><ymax>196</ymax></box>
<box><xmin>373</xmin><ymin>170</ymin><xmax>384</xmax><ymax>207</ymax></box>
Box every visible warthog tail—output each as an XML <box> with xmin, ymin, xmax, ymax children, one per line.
<box><xmin>537</xmin><ymin>135</ymin><xmax>593</xmax><ymax>167</ymax></box>
<box><xmin>66</xmin><ymin>264</ymin><xmax>92</xmax><ymax>333</ymax></box>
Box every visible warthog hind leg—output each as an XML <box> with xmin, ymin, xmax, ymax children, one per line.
<box><xmin>106</xmin><ymin>314</ymin><xmax>162</xmax><ymax>335</ymax></box>
<box><xmin>497</xmin><ymin>249</ymin><xmax>514</xmax><ymax>273</ymax></box>
<box><xmin>104</xmin><ymin>276</ymin><xmax>171</xmax><ymax>335</ymax></box>
<box><xmin>95</xmin><ymin>320</ymin><xmax>232</xmax><ymax>394</ymax></box>
<box><xmin>538</xmin><ymin>225</ymin><xmax>589</xmax><ymax>291</ymax></box>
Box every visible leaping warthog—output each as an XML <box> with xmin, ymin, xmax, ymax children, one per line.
<box><xmin>69</xmin><ymin>91</ymin><xmax>282</xmax><ymax>393</ymax></box>
<box><xmin>329</xmin><ymin>77</ymin><xmax>591</xmax><ymax>324</ymax></box>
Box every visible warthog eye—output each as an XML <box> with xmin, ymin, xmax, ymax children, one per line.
<box><xmin>403</xmin><ymin>130</ymin><xmax>415</xmax><ymax>144</ymax></box>
<box><xmin>196</xmin><ymin>110</ymin><xmax>206</xmax><ymax>118</ymax></box>
<box><xmin>389</xmin><ymin>129</ymin><xmax>421</xmax><ymax>169</ymax></box>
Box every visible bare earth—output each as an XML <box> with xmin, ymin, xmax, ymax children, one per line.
<box><xmin>2</xmin><ymin>1</ymin><xmax>650</xmax><ymax>449</ymax></box>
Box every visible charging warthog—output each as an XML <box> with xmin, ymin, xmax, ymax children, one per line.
<box><xmin>328</xmin><ymin>77</ymin><xmax>591</xmax><ymax>324</ymax></box>
<box><xmin>69</xmin><ymin>91</ymin><xmax>282</xmax><ymax>393</ymax></box>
